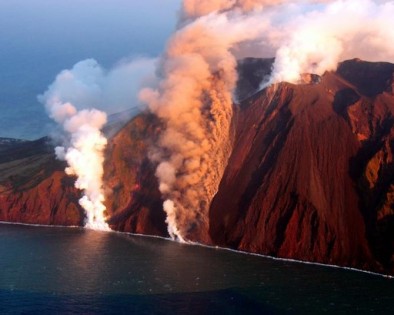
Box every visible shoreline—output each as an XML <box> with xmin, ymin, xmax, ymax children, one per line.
<box><xmin>1</xmin><ymin>220</ymin><xmax>392</xmax><ymax>280</ymax></box>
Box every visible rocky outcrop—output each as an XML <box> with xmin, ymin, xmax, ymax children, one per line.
<box><xmin>0</xmin><ymin>138</ymin><xmax>83</xmax><ymax>225</ymax></box>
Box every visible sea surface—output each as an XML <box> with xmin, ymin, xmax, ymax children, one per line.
<box><xmin>0</xmin><ymin>223</ymin><xmax>393</xmax><ymax>314</ymax></box>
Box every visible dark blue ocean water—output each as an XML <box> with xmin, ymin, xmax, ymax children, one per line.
<box><xmin>0</xmin><ymin>223</ymin><xmax>393</xmax><ymax>314</ymax></box>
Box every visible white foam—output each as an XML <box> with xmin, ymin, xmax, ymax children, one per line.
<box><xmin>0</xmin><ymin>220</ymin><xmax>80</xmax><ymax>229</ymax></box>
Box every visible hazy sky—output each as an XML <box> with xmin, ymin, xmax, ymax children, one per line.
<box><xmin>0</xmin><ymin>0</ymin><xmax>181</xmax><ymax>139</ymax></box>
<box><xmin>0</xmin><ymin>0</ymin><xmax>181</xmax><ymax>63</ymax></box>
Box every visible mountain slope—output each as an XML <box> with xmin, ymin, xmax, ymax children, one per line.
<box><xmin>209</xmin><ymin>59</ymin><xmax>394</xmax><ymax>273</ymax></box>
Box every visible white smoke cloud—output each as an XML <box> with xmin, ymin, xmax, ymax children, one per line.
<box><xmin>269</xmin><ymin>0</ymin><xmax>394</xmax><ymax>83</ymax></box>
<box><xmin>62</xmin><ymin>109</ymin><xmax>108</xmax><ymax>230</ymax></box>
<box><xmin>42</xmin><ymin>100</ymin><xmax>110</xmax><ymax>231</ymax></box>
<box><xmin>40</xmin><ymin>58</ymin><xmax>156</xmax><ymax>116</ymax></box>
<box><xmin>39</xmin><ymin>57</ymin><xmax>156</xmax><ymax>230</ymax></box>
<box><xmin>183</xmin><ymin>0</ymin><xmax>394</xmax><ymax>85</ymax></box>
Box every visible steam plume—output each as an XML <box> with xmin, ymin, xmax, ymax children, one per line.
<box><xmin>53</xmin><ymin>108</ymin><xmax>109</xmax><ymax>231</ymax></box>
<box><xmin>40</xmin><ymin>58</ymin><xmax>155</xmax><ymax>230</ymax></box>
<box><xmin>271</xmin><ymin>0</ymin><xmax>394</xmax><ymax>83</ymax></box>
<box><xmin>184</xmin><ymin>0</ymin><xmax>394</xmax><ymax>85</ymax></box>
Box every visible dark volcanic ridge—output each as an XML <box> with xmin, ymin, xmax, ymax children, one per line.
<box><xmin>1</xmin><ymin>58</ymin><xmax>394</xmax><ymax>275</ymax></box>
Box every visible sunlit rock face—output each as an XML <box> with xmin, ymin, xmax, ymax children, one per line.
<box><xmin>0</xmin><ymin>137</ymin><xmax>84</xmax><ymax>226</ymax></box>
<box><xmin>209</xmin><ymin>59</ymin><xmax>394</xmax><ymax>275</ymax></box>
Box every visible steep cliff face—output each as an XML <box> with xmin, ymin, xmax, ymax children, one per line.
<box><xmin>103</xmin><ymin>114</ymin><xmax>167</xmax><ymax>237</ymax></box>
<box><xmin>0</xmin><ymin>138</ymin><xmax>83</xmax><ymax>225</ymax></box>
<box><xmin>1</xmin><ymin>59</ymin><xmax>393</xmax><ymax>275</ymax></box>
<box><xmin>209</xmin><ymin>59</ymin><xmax>394</xmax><ymax>273</ymax></box>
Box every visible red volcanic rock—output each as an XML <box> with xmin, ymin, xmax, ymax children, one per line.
<box><xmin>209</xmin><ymin>59</ymin><xmax>394</xmax><ymax>274</ymax></box>
<box><xmin>104</xmin><ymin>113</ymin><xmax>168</xmax><ymax>237</ymax></box>
<box><xmin>0</xmin><ymin>138</ymin><xmax>84</xmax><ymax>226</ymax></box>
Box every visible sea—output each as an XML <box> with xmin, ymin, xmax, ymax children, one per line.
<box><xmin>0</xmin><ymin>223</ymin><xmax>393</xmax><ymax>315</ymax></box>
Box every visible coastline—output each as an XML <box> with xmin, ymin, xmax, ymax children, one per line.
<box><xmin>1</xmin><ymin>220</ymin><xmax>392</xmax><ymax>280</ymax></box>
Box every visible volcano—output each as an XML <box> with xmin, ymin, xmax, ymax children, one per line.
<box><xmin>1</xmin><ymin>59</ymin><xmax>394</xmax><ymax>275</ymax></box>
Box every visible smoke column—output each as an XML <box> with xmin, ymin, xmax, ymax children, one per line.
<box><xmin>141</xmin><ymin>0</ymin><xmax>394</xmax><ymax>241</ymax></box>
<box><xmin>40</xmin><ymin>58</ymin><xmax>155</xmax><ymax>230</ymax></box>
<box><xmin>54</xmin><ymin>108</ymin><xmax>109</xmax><ymax>231</ymax></box>
<box><xmin>140</xmin><ymin>2</ymin><xmax>271</xmax><ymax>242</ymax></box>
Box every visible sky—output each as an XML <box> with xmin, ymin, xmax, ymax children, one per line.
<box><xmin>0</xmin><ymin>0</ymin><xmax>181</xmax><ymax>139</ymax></box>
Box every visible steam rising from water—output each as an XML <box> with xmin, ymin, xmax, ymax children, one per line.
<box><xmin>39</xmin><ymin>58</ymin><xmax>155</xmax><ymax>231</ymax></box>
<box><xmin>54</xmin><ymin>108</ymin><xmax>109</xmax><ymax>231</ymax></box>
<box><xmin>39</xmin><ymin>61</ymin><xmax>109</xmax><ymax>230</ymax></box>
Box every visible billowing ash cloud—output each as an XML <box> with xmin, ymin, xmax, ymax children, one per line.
<box><xmin>140</xmin><ymin>0</ymin><xmax>394</xmax><ymax>242</ymax></box>
<box><xmin>39</xmin><ymin>58</ymin><xmax>155</xmax><ymax>230</ymax></box>
<box><xmin>140</xmin><ymin>3</ymin><xmax>268</xmax><ymax>242</ymax></box>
